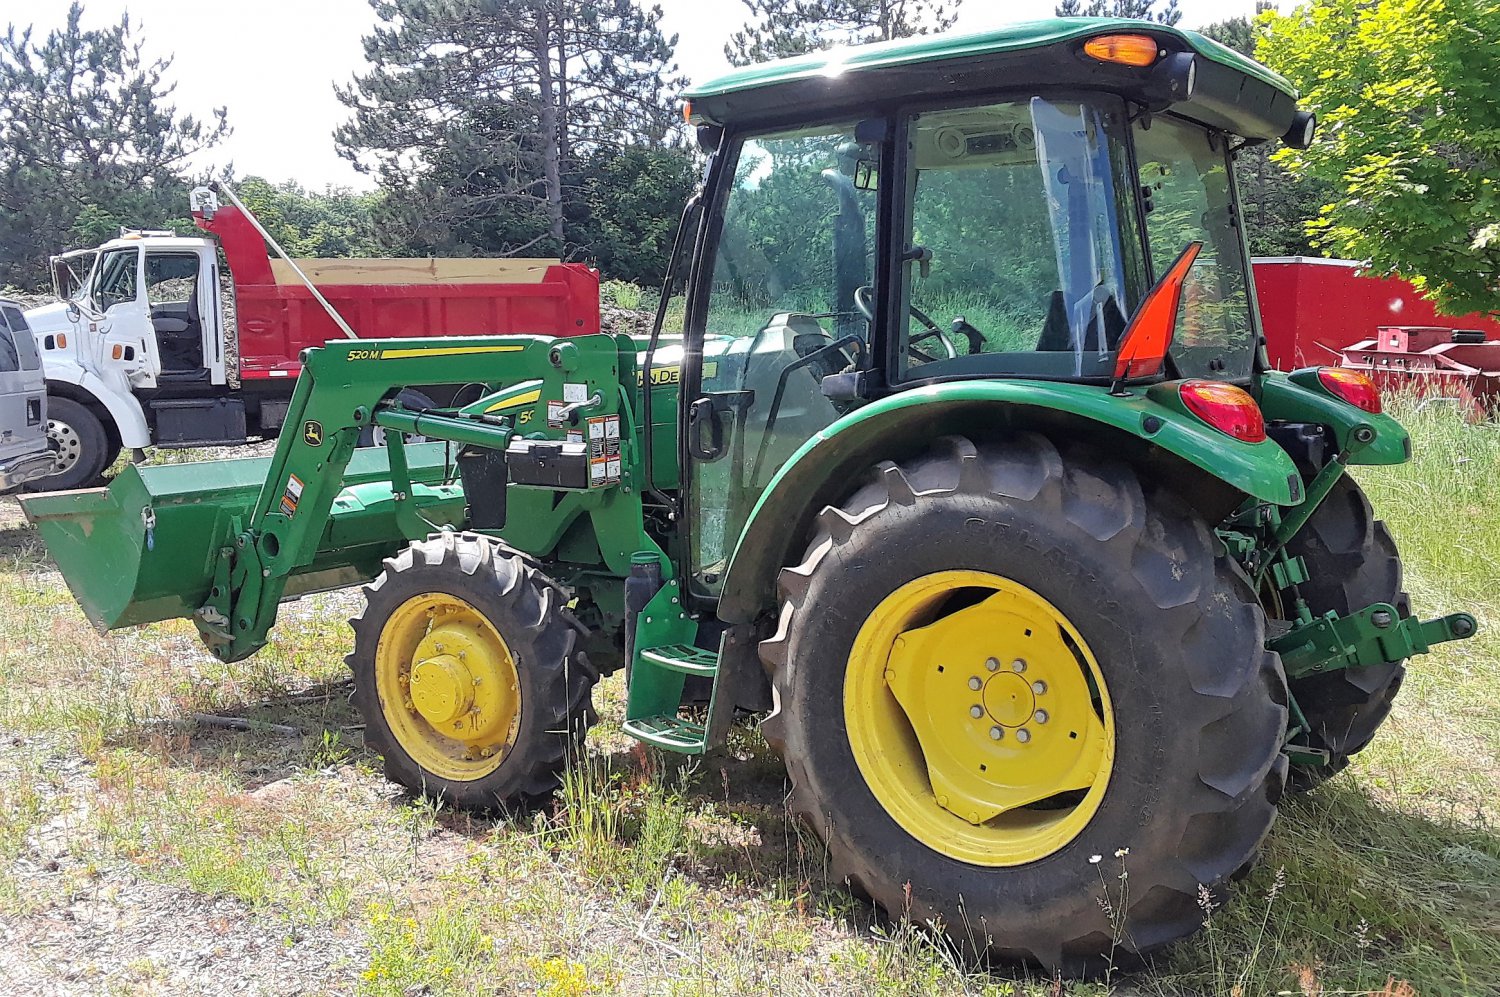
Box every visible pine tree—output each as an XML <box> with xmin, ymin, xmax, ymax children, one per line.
<box><xmin>1054</xmin><ymin>0</ymin><xmax>1182</xmax><ymax>25</ymax></box>
<box><xmin>725</xmin><ymin>0</ymin><xmax>962</xmax><ymax>66</ymax></box>
<box><xmin>0</xmin><ymin>3</ymin><xmax>228</xmax><ymax>289</ymax></box>
<box><xmin>336</xmin><ymin>0</ymin><xmax>685</xmax><ymax>255</ymax></box>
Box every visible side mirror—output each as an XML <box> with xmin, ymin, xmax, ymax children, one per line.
<box><xmin>65</xmin><ymin>300</ymin><xmax>81</xmax><ymax>324</ymax></box>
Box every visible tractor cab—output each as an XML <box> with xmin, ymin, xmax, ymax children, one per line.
<box><xmin>663</xmin><ymin>18</ymin><xmax>1314</xmax><ymax>598</ymax></box>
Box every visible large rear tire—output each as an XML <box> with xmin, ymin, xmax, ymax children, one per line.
<box><xmin>760</xmin><ymin>434</ymin><xmax>1288</xmax><ymax>974</ymax></box>
<box><xmin>1282</xmin><ymin>476</ymin><xmax>1407</xmax><ymax>790</ymax></box>
<box><xmin>347</xmin><ymin>532</ymin><xmax>596</xmax><ymax>809</ymax></box>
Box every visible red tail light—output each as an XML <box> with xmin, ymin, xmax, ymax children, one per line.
<box><xmin>1179</xmin><ymin>381</ymin><xmax>1266</xmax><ymax>443</ymax></box>
<box><xmin>1318</xmin><ymin>367</ymin><xmax>1382</xmax><ymax>414</ymax></box>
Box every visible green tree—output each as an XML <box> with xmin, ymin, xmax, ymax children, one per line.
<box><xmin>1197</xmin><ymin>6</ymin><xmax>1328</xmax><ymax>257</ymax></box>
<box><xmin>0</xmin><ymin>3</ymin><xmax>228</xmax><ymax>288</ymax></box>
<box><xmin>232</xmin><ymin>176</ymin><xmax>381</xmax><ymax>258</ymax></box>
<box><xmin>1054</xmin><ymin>0</ymin><xmax>1181</xmax><ymax>24</ymax></box>
<box><xmin>1260</xmin><ymin>0</ymin><xmax>1500</xmax><ymax>316</ymax></box>
<box><xmin>336</xmin><ymin>0</ymin><xmax>685</xmax><ymax>257</ymax></box>
<box><xmin>725</xmin><ymin>0</ymin><xmax>961</xmax><ymax>66</ymax></box>
<box><xmin>567</xmin><ymin>146</ymin><xmax>698</xmax><ymax>287</ymax></box>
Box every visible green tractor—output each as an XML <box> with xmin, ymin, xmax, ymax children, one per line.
<box><xmin>22</xmin><ymin>18</ymin><xmax>1477</xmax><ymax>972</ymax></box>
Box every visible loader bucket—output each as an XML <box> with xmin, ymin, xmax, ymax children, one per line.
<box><xmin>18</xmin><ymin>444</ymin><xmax>461</xmax><ymax>632</ymax></box>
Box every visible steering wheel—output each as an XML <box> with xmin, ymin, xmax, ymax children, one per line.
<box><xmin>854</xmin><ymin>286</ymin><xmax>960</xmax><ymax>362</ymax></box>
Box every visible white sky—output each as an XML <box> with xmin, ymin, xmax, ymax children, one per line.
<box><xmin>14</xmin><ymin>0</ymin><xmax>1277</xmax><ymax>190</ymax></box>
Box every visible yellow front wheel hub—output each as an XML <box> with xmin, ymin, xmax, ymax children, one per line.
<box><xmin>375</xmin><ymin>592</ymin><xmax>522</xmax><ymax>781</ymax></box>
<box><xmin>846</xmin><ymin>570</ymin><xmax>1115</xmax><ymax>866</ymax></box>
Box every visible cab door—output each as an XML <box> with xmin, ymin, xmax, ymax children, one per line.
<box><xmin>92</xmin><ymin>247</ymin><xmax>159</xmax><ymax>387</ymax></box>
<box><xmin>679</xmin><ymin>120</ymin><xmax>886</xmax><ymax>600</ymax></box>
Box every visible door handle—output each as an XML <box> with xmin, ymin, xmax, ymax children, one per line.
<box><xmin>687</xmin><ymin>390</ymin><xmax>754</xmax><ymax>462</ymax></box>
<box><xmin>687</xmin><ymin>396</ymin><xmax>725</xmax><ymax>461</ymax></box>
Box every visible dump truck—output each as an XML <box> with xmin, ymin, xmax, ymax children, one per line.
<box><xmin>21</xmin><ymin>19</ymin><xmax>1478</xmax><ymax>973</ymax></box>
<box><xmin>22</xmin><ymin>186</ymin><xmax>600</xmax><ymax>489</ymax></box>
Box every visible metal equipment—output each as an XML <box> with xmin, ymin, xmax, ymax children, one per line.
<box><xmin>20</xmin><ymin>18</ymin><xmax>1477</xmax><ymax>975</ymax></box>
<box><xmin>1339</xmin><ymin>325</ymin><xmax>1500</xmax><ymax>420</ymax></box>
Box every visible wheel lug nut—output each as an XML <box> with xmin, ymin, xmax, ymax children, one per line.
<box><xmin>1016</xmin><ymin>728</ymin><xmax>1031</xmax><ymax>743</ymax></box>
<box><xmin>1034</xmin><ymin>710</ymin><xmax>1049</xmax><ymax>724</ymax></box>
<box><xmin>989</xmin><ymin>726</ymin><xmax>1003</xmax><ymax>741</ymax></box>
<box><xmin>984</xmin><ymin>657</ymin><xmax>1000</xmax><ymax>672</ymax></box>
<box><xmin>970</xmin><ymin>705</ymin><xmax>984</xmax><ymax>719</ymax></box>
<box><xmin>968</xmin><ymin>677</ymin><xmax>982</xmax><ymax>691</ymax></box>
<box><xmin>1032</xmin><ymin>680</ymin><xmax>1047</xmax><ymax>695</ymax></box>
<box><xmin>1012</xmin><ymin>659</ymin><xmax>1027</xmax><ymax>673</ymax></box>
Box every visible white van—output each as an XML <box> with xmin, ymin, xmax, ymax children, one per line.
<box><xmin>0</xmin><ymin>300</ymin><xmax>57</xmax><ymax>491</ymax></box>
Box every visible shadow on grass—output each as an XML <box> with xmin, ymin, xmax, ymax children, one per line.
<box><xmin>102</xmin><ymin>677</ymin><xmax>370</xmax><ymax>789</ymax></box>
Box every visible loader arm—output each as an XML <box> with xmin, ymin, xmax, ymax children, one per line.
<box><xmin>23</xmin><ymin>333</ymin><xmax>651</xmax><ymax>664</ymax></box>
<box><xmin>196</xmin><ymin>334</ymin><xmax>649</xmax><ymax>662</ymax></box>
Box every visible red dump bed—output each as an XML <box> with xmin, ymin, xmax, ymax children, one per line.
<box><xmin>195</xmin><ymin>205</ymin><xmax>600</xmax><ymax>381</ymax></box>
<box><xmin>1253</xmin><ymin>257</ymin><xmax>1500</xmax><ymax>371</ymax></box>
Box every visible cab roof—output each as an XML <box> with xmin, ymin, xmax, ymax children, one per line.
<box><xmin>685</xmin><ymin>17</ymin><xmax>1298</xmax><ymax>141</ymax></box>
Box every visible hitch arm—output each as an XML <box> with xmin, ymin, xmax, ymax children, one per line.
<box><xmin>1269</xmin><ymin>603</ymin><xmax>1479</xmax><ymax>680</ymax></box>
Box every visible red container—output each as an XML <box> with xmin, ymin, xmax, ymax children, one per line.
<box><xmin>195</xmin><ymin>205</ymin><xmax>600</xmax><ymax>382</ymax></box>
<box><xmin>1252</xmin><ymin>257</ymin><xmax>1500</xmax><ymax>371</ymax></box>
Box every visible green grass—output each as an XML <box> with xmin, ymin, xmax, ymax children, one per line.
<box><xmin>0</xmin><ymin>389</ymin><xmax>1496</xmax><ymax>994</ymax></box>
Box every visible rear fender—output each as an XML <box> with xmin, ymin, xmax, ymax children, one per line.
<box><xmin>716</xmin><ymin>380</ymin><xmax>1301</xmax><ymax>623</ymax></box>
<box><xmin>1260</xmin><ymin>369</ymin><xmax>1410</xmax><ymax>465</ymax></box>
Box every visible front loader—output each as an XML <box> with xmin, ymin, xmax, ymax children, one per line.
<box><xmin>21</xmin><ymin>18</ymin><xmax>1477</xmax><ymax>973</ymax></box>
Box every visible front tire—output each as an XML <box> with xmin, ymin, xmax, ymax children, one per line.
<box><xmin>347</xmin><ymin>532</ymin><xmax>596</xmax><ymax>809</ymax></box>
<box><xmin>27</xmin><ymin>396</ymin><xmax>116</xmax><ymax>491</ymax></box>
<box><xmin>760</xmin><ymin>435</ymin><xmax>1288</xmax><ymax>973</ymax></box>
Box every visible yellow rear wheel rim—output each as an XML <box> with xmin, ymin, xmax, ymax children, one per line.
<box><xmin>375</xmin><ymin>592</ymin><xmax>521</xmax><ymax>782</ymax></box>
<box><xmin>845</xmin><ymin>570</ymin><xmax>1115</xmax><ymax>866</ymax></box>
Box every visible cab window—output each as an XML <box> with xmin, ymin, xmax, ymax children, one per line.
<box><xmin>0</xmin><ymin>312</ymin><xmax>19</xmax><ymax>373</ymax></box>
<box><xmin>1134</xmin><ymin>116</ymin><xmax>1256</xmax><ymax>380</ymax></box>
<box><xmin>0</xmin><ymin>307</ymin><xmax>40</xmax><ymax>370</ymax></box>
<box><xmin>94</xmin><ymin>249</ymin><xmax>140</xmax><ymax>311</ymax></box>
<box><xmin>689</xmin><ymin>121</ymin><xmax>879</xmax><ymax>594</ymax></box>
<box><xmin>896</xmin><ymin>97</ymin><xmax>1147</xmax><ymax>380</ymax></box>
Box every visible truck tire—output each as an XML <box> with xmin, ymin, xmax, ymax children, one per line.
<box><xmin>759</xmin><ymin>434</ymin><xmax>1288</xmax><ymax>974</ymax></box>
<box><xmin>1281</xmin><ymin>476</ymin><xmax>1407</xmax><ymax>791</ymax></box>
<box><xmin>26</xmin><ymin>396</ymin><xmax>117</xmax><ymax>491</ymax></box>
<box><xmin>347</xmin><ymin>532</ymin><xmax>597</xmax><ymax>809</ymax></box>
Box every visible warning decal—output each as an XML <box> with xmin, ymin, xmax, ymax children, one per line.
<box><xmin>279</xmin><ymin>473</ymin><xmax>305</xmax><ymax>517</ymax></box>
<box><xmin>587</xmin><ymin>415</ymin><xmax>622</xmax><ymax>486</ymax></box>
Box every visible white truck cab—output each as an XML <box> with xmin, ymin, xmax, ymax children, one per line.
<box><xmin>24</xmin><ymin>227</ymin><xmax>228</xmax><ymax>488</ymax></box>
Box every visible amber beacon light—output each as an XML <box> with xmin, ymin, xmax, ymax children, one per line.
<box><xmin>1083</xmin><ymin>34</ymin><xmax>1163</xmax><ymax>68</ymax></box>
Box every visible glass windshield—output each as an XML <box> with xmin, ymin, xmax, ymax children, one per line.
<box><xmin>898</xmin><ymin>96</ymin><xmax>1146</xmax><ymax>380</ymax></box>
<box><xmin>52</xmin><ymin>251</ymin><xmax>98</xmax><ymax>303</ymax></box>
<box><xmin>1134</xmin><ymin>116</ymin><xmax>1256</xmax><ymax>380</ymax></box>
